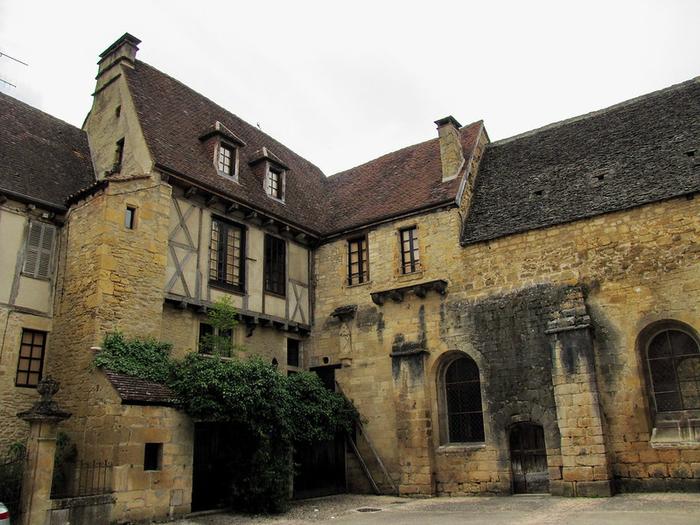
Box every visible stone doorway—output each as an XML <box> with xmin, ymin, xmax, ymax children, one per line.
<box><xmin>509</xmin><ymin>422</ymin><xmax>549</xmax><ymax>494</ymax></box>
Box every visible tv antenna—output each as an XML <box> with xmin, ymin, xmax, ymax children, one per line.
<box><xmin>0</xmin><ymin>51</ymin><xmax>29</xmax><ymax>89</ymax></box>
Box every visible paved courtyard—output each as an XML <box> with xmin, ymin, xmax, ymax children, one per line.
<box><xmin>174</xmin><ymin>493</ymin><xmax>700</xmax><ymax>525</ymax></box>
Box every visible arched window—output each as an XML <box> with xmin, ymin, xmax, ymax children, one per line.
<box><xmin>646</xmin><ymin>328</ymin><xmax>700</xmax><ymax>412</ymax></box>
<box><xmin>444</xmin><ymin>355</ymin><xmax>485</xmax><ymax>442</ymax></box>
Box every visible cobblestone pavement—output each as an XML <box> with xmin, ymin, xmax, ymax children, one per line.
<box><xmin>173</xmin><ymin>493</ymin><xmax>700</xmax><ymax>525</ymax></box>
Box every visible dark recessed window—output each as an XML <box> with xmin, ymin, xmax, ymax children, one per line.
<box><xmin>209</xmin><ymin>217</ymin><xmax>245</xmax><ymax>292</ymax></box>
<box><xmin>399</xmin><ymin>227</ymin><xmax>420</xmax><ymax>274</ymax></box>
<box><xmin>266</xmin><ymin>167</ymin><xmax>284</xmax><ymax>200</ymax></box>
<box><xmin>115</xmin><ymin>105</ymin><xmax>121</xmax><ymax>118</ymax></box>
<box><xmin>125</xmin><ymin>206</ymin><xmax>136</xmax><ymax>229</ymax></box>
<box><xmin>347</xmin><ymin>236</ymin><xmax>369</xmax><ymax>285</ymax></box>
<box><xmin>287</xmin><ymin>339</ymin><xmax>300</xmax><ymax>368</ymax></box>
<box><xmin>198</xmin><ymin>322</ymin><xmax>234</xmax><ymax>356</ymax></box>
<box><xmin>15</xmin><ymin>329</ymin><xmax>46</xmax><ymax>388</ymax></box>
<box><xmin>217</xmin><ymin>144</ymin><xmax>235</xmax><ymax>176</ymax></box>
<box><xmin>264</xmin><ymin>235</ymin><xmax>286</xmax><ymax>296</ymax></box>
<box><xmin>646</xmin><ymin>329</ymin><xmax>700</xmax><ymax>412</ymax></box>
<box><xmin>445</xmin><ymin>356</ymin><xmax>485</xmax><ymax>443</ymax></box>
<box><xmin>144</xmin><ymin>443</ymin><xmax>163</xmax><ymax>471</ymax></box>
<box><xmin>115</xmin><ymin>138</ymin><xmax>125</xmax><ymax>168</ymax></box>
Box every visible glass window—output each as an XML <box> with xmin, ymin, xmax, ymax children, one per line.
<box><xmin>266</xmin><ymin>167</ymin><xmax>284</xmax><ymax>200</ymax></box>
<box><xmin>264</xmin><ymin>235</ymin><xmax>286</xmax><ymax>296</ymax></box>
<box><xmin>209</xmin><ymin>217</ymin><xmax>245</xmax><ymax>292</ymax></box>
<box><xmin>347</xmin><ymin>236</ymin><xmax>369</xmax><ymax>285</ymax></box>
<box><xmin>444</xmin><ymin>356</ymin><xmax>485</xmax><ymax>442</ymax></box>
<box><xmin>399</xmin><ymin>226</ymin><xmax>420</xmax><ymax>274</ymax></box>
<box><xmin>125</xmin><ymin>206</ymin><xmax>136</xmax><ymax>229</ymax></box>
<box><xmin>647</xmin><ymin>329</ymin><xmax>700</xmax><ymax>412</ymax></box>
<box><xmin>16</xmin><ymin>329</ymin><xmax>46</xmax><ymax>387</ymax></box>
<box><xmin>217</xmin><ymin>144</ymin><xmax>234</xmax><ymax>176</ymax></box>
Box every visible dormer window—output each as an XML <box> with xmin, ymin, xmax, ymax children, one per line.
<box><xmin>266</xmin><ymin>165</ymin><xmax>285</xmax><ymax>201</ymax></box>
<box><xmin>216</xmin><ymin>143</ymin><xmax>238</xmax><ymax>180</ymax></box>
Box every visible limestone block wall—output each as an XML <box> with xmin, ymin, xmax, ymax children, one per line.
<box><xmin>160</xmin><ymin>302</ymin><xmax>305</xmax><ymax>370</ymax></box>
<box><xmin>70</xmin><ymin>372</ymin><xmax>193</xmax><ymax>522</ymax></box>
<box><xmin>48</xmin><ymin>175</ymin><xmax>171</xmax><ymax>450</ymax></box>
<box><xmin>309</xmin><ymin>194</ymin><xmax>700</xmax><ymax>495</ymax></box>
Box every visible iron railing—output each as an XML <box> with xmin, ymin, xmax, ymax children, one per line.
<box><xmin>51</xmin><ymin>460</ymin><xmax>113</xmax><ymax>499</ymax></box>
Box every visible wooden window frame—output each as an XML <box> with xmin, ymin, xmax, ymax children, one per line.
<box><xmin>217</xmin><ymin>143</ymin><xmax>237</xmax><ymax>179</ymax></box>
<box><xmin>209</xmin><ymin>216</ymin><xmax>246</xmax><ymax>293</ymax></box>
<box><xmin>264</xmin><ymin>234</ymin><xmax>286</xmax><ymax>297</ymax></box>
<box><xmin>399</xmin><ymin>226</ymin><xmax>420</xmax><ymax>274</ymax></box>
<box><xmin>347</xmin><ymin>235</ymin><xmax>369</xmax><ymax>286</ymax></box>
<box><xmin>266</xmin><ymin>165</ymin><xmax>285</xmax><ymax>201</ymax></box>
<box><xmin>15</xmin><ymin>329</ymin><xmax>47</xmax><ymax>388</ymax></box>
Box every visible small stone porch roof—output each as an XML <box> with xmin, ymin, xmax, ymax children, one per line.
<box><xmin>103</xmin><ymin>370</ymin><xmax>177</xmax><ymax>406</ymax></box>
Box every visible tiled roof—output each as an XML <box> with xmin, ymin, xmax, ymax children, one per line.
<box><xmin>462</xmin><ymin>78</ymin><xmax>700</xmax><ymax>244</ymax></box>
<box><xmin>0</xmin><ymin>92</ymin><xmax>95</xmax><ymax>210</ymax></box>
<box><xmin>124</xmin><ymin>61</ymin><xmax>330</xmax><ymax>235</ymax></box>
<box><xmin>103</xmin><ymin>370</ymin><xmax>176</xmax><ymax>406</ymax></box>
<box><xmin>123</xmin><ymin>60</ymin><xmax>483</xmax><ymax>236</ymax></box>
<box><xmin>324</xmin><ymin>121</ymin><xmax>483</xmax><ymax>234</ymax></box>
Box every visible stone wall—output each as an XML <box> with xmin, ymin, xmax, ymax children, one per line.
<box><xmin>309</xmin><ymin>193</ymin><xmax>700</xmax><ymax>495</ymax></box>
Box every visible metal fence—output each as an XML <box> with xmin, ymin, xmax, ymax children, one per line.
<box><xmin>0</xmin><ymin>449</ymin><xmax>24</xmax><ymax>519</ymax></box>
<box><xmin>51</xmin><ymin>460</ymin><xmax>113</xmax><ymax>499</ymax></box>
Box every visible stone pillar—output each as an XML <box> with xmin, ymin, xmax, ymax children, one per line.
<box><xmin>391</xmin><ymin>349</ymin><xmax>435</xmax><ymax>495</ymax></box>
<box><xmin>17</xmin><ymin>377</ymin><xmax>71</xmax><ymax>525</ymax></box>
<box><xmin>546</xmin><ymin>288</ymin><xmax>612</xmax><ymax>497</ymax></box>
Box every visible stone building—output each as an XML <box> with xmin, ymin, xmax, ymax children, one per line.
<box><xmin>0</xmin><ymin>32</ymin><xmax>698</xmax><ymax>522</ymax></box>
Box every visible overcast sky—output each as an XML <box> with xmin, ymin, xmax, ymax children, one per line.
<box><xmin>1</xmin><ymin>1</ymin><xmax>698</xmax><ymax>175</ymax></box>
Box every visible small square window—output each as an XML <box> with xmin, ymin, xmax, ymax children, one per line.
<box><xmin>144</xmin><ymin>443</ymin><xmax>163</xmax><ymax>471</ymax></box>
<box><xmin>125</xmin><ymin>206</ymin><xmax>136</xmax><ymax>229</ymax></box>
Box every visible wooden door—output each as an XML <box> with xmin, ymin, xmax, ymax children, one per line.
<box><xmin>510</xmin><ymin>423</ymin><xmax>549</xmax><ymax>494</ymax></box>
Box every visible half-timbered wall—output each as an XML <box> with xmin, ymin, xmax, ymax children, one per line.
<box><xmin>164</xmin><ymin>185</ymin><xmax>311</xmax><ymax>326</ymax></box>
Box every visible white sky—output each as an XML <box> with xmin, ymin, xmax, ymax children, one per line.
<box><xmin>1</xmin><ymin>1</ymin><xmax>698</xmax><ymax>175</ymax></box>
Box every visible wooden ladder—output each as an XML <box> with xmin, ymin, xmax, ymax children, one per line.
<box><xmin>336</xmin><ymin>381</ymin><xmax>398</xmax><ymax>496</ymax></box>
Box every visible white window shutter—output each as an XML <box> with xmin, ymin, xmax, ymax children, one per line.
<box><xmin>23</xmin><ymin>222</ymin><xmax>56</xmax><ymax>279</ymax></box>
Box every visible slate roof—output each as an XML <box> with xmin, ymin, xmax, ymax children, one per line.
<box><xmin>103</xmin><ymin>369</ymin><xmax>177</xmax><ymax>406</ymax></box>
<box><xmin>124</xmin><ymin>61</ymin><xmax>330</xmax><ymax>235</ymax></box>
<box><xmin>324</xmin><ymin>121</ymin><xmax>483</xmax><ymax>234</ymax></box>
<box><xmin>462</xmin><ymin>77</ymin><xmax>700</xmax><ymax>245</ymax></box>
<box><xmin>0</xmin><ymin>92</ymin><xmax>95</xmax><ymax>210</ymax></box>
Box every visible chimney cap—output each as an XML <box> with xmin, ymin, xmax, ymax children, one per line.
<box><xmin>434</xmin><ymin>115</ymin><xmax>462</xmax><ymax>129</ymax></box>
<box><xmin>99</xmin><ymin>33</ymin><xmax>142</xmax><ymax>59</ymax></box>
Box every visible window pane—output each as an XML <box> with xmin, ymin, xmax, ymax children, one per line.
<box><xmin>655</xmin><ymin>391</ymin><xmax>682</xmax><ymax>412</ymax></box>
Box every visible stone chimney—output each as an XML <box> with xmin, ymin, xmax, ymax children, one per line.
<box><xmin>435</xmin><ymin>115</ymin><xmax>465</xmax><ymax>182</ymax></box>
<box><xmin>97</xmin><ymin>33</ymin><xmax>141</xmax><ymax>80</ymax></box>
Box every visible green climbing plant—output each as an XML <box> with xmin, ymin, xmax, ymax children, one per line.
<box><xmin>93</xmin><ymin>298</ymin><xmax>357</xmax><ymax>513</ymax></box>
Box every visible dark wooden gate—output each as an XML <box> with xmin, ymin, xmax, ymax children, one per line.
<box><xmin>293</xmin><ymin>365</ymin><xmax>346</xmax><ymax>499</ymax></box>
<box><xmin>509</xmin><ymin>422</ymin><xmax>549</xmax><ymax>494</ymax></box>
<box><xmin>192</xmin><ymin>422</ymin><xmax>237</xmax><ymax>511</ymax></box>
